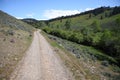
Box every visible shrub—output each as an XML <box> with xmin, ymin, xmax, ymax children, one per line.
<box><xmin>7</xmin><ymin>30</ymin><xmax>14</xmax><ymax>36</ymax></box>
<box><xmin>42</xmin><ymin>27</ymin><xmax>120</xmax><ymax>66</ymax></box>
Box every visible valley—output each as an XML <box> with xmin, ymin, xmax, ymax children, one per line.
<box><xmin>0</xmin><ymin>6</ymin><xmax>120</xmax><ymax>80</ymax></box>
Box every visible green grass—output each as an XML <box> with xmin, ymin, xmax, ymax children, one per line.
<box><xmin>79</xmin><ymin>45</ymin><xmax>117</xmax><ymax>63</ymax></box>
<box><xmin>48</xmin><ymin>11</ymin><xmax>120</xmax><ymax>31</ymax></box>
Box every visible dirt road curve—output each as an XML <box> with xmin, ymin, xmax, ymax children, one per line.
<box><xmin>10</xmin><ymin>30</ymin><xmax>73</xmax><ymax>80</ymax></box>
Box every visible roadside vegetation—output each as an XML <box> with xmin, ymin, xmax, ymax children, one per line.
<box><xmin>41</xmin><ymin>31</ymin><xmax>120</xmax><ymax>80</ymax></box>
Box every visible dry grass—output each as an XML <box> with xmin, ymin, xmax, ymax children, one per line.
<box><xmin>0</xmin><ymin>28</ymin><xmax>33</xmax><ymax>79</ymax></box>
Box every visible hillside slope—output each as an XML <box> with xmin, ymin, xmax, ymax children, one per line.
<box><xmin>41</xmin><ymin>6</ymin><xmax>120</xmax><ymax>66</ymax></box>
<box><xmin>0</xmin><ymin>10</ymin><xmax>35</xmax><ymax>79</ymax></box>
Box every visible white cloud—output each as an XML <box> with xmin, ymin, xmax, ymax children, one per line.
<box><xmin>43</xmin><ymin>9</ymin><xmax>80</xmax><ymax>19</ymax></box>
<box><xmin>26</xmin><ymin>13</ymin><xmax>35</xmax><ymax>18</ymax></box>
<box><xmin>16</xmin><ymin>17</ymin><xmax>23</xmax><ymax>19</ymax></box>
<box><xmin>85</xmin><ymin>8</ymin><xmax>94</xmax><ymax>11</ymax></box>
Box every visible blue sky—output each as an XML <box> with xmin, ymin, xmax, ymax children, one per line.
<box><xmin>0</xmin><ymin>0</ymin><xmax>120</xmax><ymax>20</ymax></box>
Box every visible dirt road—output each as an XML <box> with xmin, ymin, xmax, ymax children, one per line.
<box><xmin>10</xmin><ymin>30</ymin><xmax>73</xmax><ymax>80</ymax></box>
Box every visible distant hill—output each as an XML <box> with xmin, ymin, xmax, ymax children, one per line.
<box><xmin>22</xmin><ymin>18</ymin><xmax>46</xmax><ymax>28</ymax></box>
<box><xmin>0</xmin><ymin>10</ymin><xmax>35</xmax><ymax>79</ymax></box>
<box><xmin>22</xmin><ymin>18</ymin><xmax>38</xmax><ymax>24</ymax></box>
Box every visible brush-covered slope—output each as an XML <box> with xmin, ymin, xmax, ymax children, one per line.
<box><xmin>0</xmin><ymin>10</ymin><xmax>35</xmax><ymax>79</ymax></box>
<box><xmin>40</xmin><ymin>6</ymin><xmax>120</xmax><ymax>66</ymax></box>
<box><xmin>47</xmin><ymin>7</ymin><xmax>120</xmax><ymax>30</ymax></box>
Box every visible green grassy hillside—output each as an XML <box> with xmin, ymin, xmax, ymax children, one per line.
<box><xmin>47</xmin><ymin>7</ymin><xmax>120</xmax><ymax>30</ymax></box>
<box><xmin>31</xmin><ymin>6</ymin><xmax>120</xmax><ymax>66</ymax></box>
<box><xmin>0</xmin><ymin>10</ymin><xmax>35</xmax><ymax>79</ymax></box>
